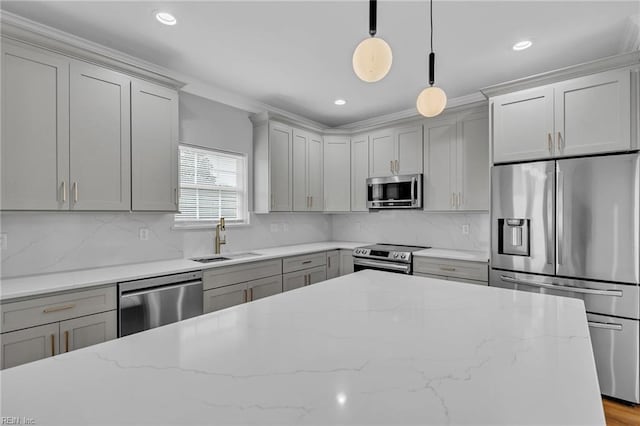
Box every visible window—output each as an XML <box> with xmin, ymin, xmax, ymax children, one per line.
<box><xmin>175</xmin><ymin>145</ymin><xmax>248</xmax><ymax>226</ymax></box>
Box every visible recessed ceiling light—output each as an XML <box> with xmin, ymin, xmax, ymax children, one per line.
<box><xmin>155</xmin><ymin>11</ymin><xmax>177</xmax><ymax>26</ymax></box>
<box><xmin>513</xmin><ymin>40</ymin><xmax>532</xmax><ymax>51</ymax></box>
<box><xmin>334</xmin><ymin>99</ymin><xmax>347</xmax><ymax>106</ymax></box>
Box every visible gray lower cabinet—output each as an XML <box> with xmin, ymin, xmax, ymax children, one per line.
<box><xmin>203</xmin><ymin>282</ymin><xmax>247</xmax><ymax>314</ymax></box>
<box><xmin>413</xmin><ymin>257</ymin><xmax>488</xmax><ymax>285</ymax></box>
<box><xmin>59</xmin><ymin>311</ymin><xmax>117</xmax><ymax>352</ymax></box>
<box><xmin>339</xmin><ymin>250</ymin><xmax>354</xmax><ymax>276</ymax></box>
<box><xmin>1</xmin><ymin>323</ymin><xmax>60</xmax><ymax>369</ymax></box>
<box><xmin>326</xmin><ymin>250</ymin><xmax>340</xmax><ymax>279</ymax></box>
<box><xmin>0</xmin><ymin>286</ymin><xmax>117</xmax><ymax>369</ymax></box>
<box><xmin>283</xmin><ymin>266</ymin><xmax>327</xmax><ymax>292</ymax></box>
<box><xmin>203</xmin><ymin>260</ymin><xmax>283</xmax><ymax>314</ymax></box>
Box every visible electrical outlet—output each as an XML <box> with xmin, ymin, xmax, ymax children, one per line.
<box><xmin>0</xmin><ymin>233</ymin><xmax>7</xmax><ymax>250</ymax></box>
<box><xmin>462</xmin><ymin>224</ymin><xmax>470</xmax><ymax>235</ymax></box>
<box><xmin>138</xmin><ymin>228</ymin><xmax>149</xmax><ymax>241</ymax></box>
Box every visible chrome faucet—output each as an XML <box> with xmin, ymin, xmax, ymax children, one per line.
<box><xmin>215</xmin><ymin>217</ymin><xmax>226</xmax><ymax>254</ymax></box>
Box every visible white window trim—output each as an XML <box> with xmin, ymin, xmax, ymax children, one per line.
<box><xmin>174</xmin><ymin>144</ymin><xmax>249</xmax><ymax>229</ymax></box>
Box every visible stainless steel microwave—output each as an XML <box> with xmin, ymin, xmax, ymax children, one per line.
<box><xmin>367</xmin><ymin>174</ymin><xmax>423</xmax><ymax>209</ymax></box>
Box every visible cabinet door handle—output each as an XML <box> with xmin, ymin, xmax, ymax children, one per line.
<box><xmin>390</xmin><ymin>161</ymin><xmax>394</xmax><ymax>174</ymax></box>
<box><xmin>174</xmin><ymin>188</ymin><xmax>178</xmax><ymax>204</ymax></box>
<box><xmin>43</xmin><ymin>304</ymin><xmax>75</xmax><ymax>314</ymax></box>
<box><xmin>547</xmin><ymin>133</ymin><xmax>553</xmax><ymax>154</ymax></box>
<box><xmin>328</xmin><ymin>256</ymin><xmax>331</xmax><ymax>269</ymax></box>
<box><xmin>50</xmin><ymin>334</ymin><xmax>55</xmax><ymax>356</ymax></box>
<box><xmin>440</xmin><ymin>267</ymin><xmax>456</xmax><ymax>272</ymax></box>
<box><xmin>73</xmin><ymin>182</ymin><xmax>78</xmax><ymax>203</ymax></box>
<box><xmin>557</xmin><ymin>131</ymin><xmax>563</xmax><ymax>152</ymax></box>
<box><xmin>310</xmin><ymin>196</ymin><xmax>313</xmax><ymax>208</ymax></box>
<box><xmin>395</xmin><ymin>160</ymin><xmax>399</xmax><ymax>173</ymax></box>
<box><xmin>458</xmin><ymin>192</ymin><xmax>462</xmax><ymax>207</ymax></box>
<box><xmin>243</xmin><ymin>289</ymin><xmax>248</xmax><ymax>303</ymax></box>
<box><xmin>64</xmin><ymin>330</ymin><xmax>69</xmax><ymax>353</ymax></box>
<box><xmin>302</xmin><ymin>260</ymin><xmax>312</xmax><ymax>265</ymax></box>
<box><xmin>271</xmin><ymin>194</ymin><xmax>274</xmax><ymax>209</ymax></box>
<box><xmin>450</xmin><ymin>193</ymin><xmax>454</xmax><ymax>208</ymax></box>
<box><xmin>249</xmin><ymin>288</ymin><xmax>253</xmax><ymax>301</ymax></box>
<box><xmin>61</xmin><ymin>181</ymin><xmax>67</xmax><ymax>203</ymax></box>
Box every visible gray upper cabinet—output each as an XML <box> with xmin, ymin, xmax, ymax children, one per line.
<box><xmin>369</xmin><ymin>125</ymin><xmax>423</xmax><ymax>177</ymax></box>
<box><xmin>491</xmin><ymin>68</ymin><xmax>635</xmax><ymax>164</ymax></box>
<box><xmin>1</xmin><ymin>39</ymin><xmax>180</xmax><ymax>213</ymax></box>
<box><xmin>269</xmin><ymin>122</ymin><xmax>293</xmax><ymax>212</ymax></box>
<box><xmin>369</xmin><ymin>129</ymin><xmax>395</xmax><ymax>177</ymax></box>
<box><xmin>69</xmin><ymin>61</ymin><xmax>131</xmax><ymax>211</ymax></box>
<box><xmin>131</xmin><ymin>79</ymin><xmax>179</xmax><ymax>211</ymax></box>
<box><xmin>1</xmin><ymin>41</ymin><xmax>70</xmax><ymax>210</ymax></box>
<box><xmin>323</xmin><ymin>136</ymin><xmax>350</xmax><ymax>212</ymax></box>
<box><xmin>293</xmin><ymin>129</ymin><xmax>323</xmax><ymax>212</ymax></box>
<box><xmin>492</xmin><ymin>86</ymin><xmax>554</xmax><ymax>163</ymax></box>
<box><xmin>554</xmin><ymin>69</ymin><xmax>632</xmax><ymax>158</ymax></box>
<box><xmin>424</xmin><ymin>108</ymin><xmax>489</xmax><ymax>211</ymax></box>
<box><xmin>350</xmin><ymin>134</ymin><xmax>369</xmax><ymax>212</ymax></box>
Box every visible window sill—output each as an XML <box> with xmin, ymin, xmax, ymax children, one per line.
<box><xmin>172</xmin><ymin>221</ymin><xmax>250</xmax><ymax>231</ymax></box>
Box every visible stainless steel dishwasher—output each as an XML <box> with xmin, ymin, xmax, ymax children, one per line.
<box><xmin>118</xmin><ymin>271</ymin><xmax>203</xmax><ymax>337</ymax></box>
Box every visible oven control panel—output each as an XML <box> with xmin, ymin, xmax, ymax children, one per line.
<box><xmin>352</xmin><ymin>248</ymin><xmax>411</xmax><ymax>262</ymax></box>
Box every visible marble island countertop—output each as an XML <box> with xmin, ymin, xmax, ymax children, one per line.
<box><xmin>0</xmin><ymin>270</ymin><xmax>604</xmax><ymax>425</ymax></box>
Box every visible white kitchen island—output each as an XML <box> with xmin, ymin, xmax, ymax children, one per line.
<box><xmin>0</xmin><ymin>270</ymin><xmax>604</xmax><ymax>425</ymax></box>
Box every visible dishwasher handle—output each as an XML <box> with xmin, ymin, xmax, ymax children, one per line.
<box><xmin>120</xmin><ymin>280</ymin><xmax>202</xmax><ymax>298</ymax></box>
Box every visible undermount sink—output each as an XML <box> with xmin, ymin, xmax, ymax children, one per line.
<box><xmin>190</xmin><ymin>256</ymin><xmax>232</xmax><ymax>263</ymax></box>
<box><xmin>190</xmin><ymin>252</ymin><xmax>262</xmax><ymax>263</ymax></box>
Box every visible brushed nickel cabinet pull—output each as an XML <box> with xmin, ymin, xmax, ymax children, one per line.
<box><xmin>302</xmin><ymin>260</ymin><xmax>312</xmax><ymax>264</ymax></box>
<box><xmin>64</xmin><ymin>330</ymin><xmax>69</xmax><ymax>353</ymax></box>
<box><xmin>328</xmin><ymin>256</ymin><xmax>331</xmax><ymax>269</ymax></box>
<box><xmin>61</xmin><ymin>181</ymin><xmax>67</xmax><ymax>203</ymax></box>
<box><xmin>547</xmin><ymin>133</ymin><xmax>553</xmax><ymax>154</ymax></box>
<box><xmin>43</xmin><ymin>304</ymin><xmax>75</xmax><ymax>314</ymax></box>
<box><xmin>50</xmin><ymin>334</ymin><xmax>55</xmax><ymax>356</ymax></box>
<box><xmin>458</xmin><ymin>192</ymin><xmax>463</xmax><ymax>207</ymax></box>
<box><xmin>73</xmin><ymin>182</ymin><xmax>78</xmax><ymax>203</ymax></box>
<box><xmin>243</xmin><ymin>289</ymin><xmax>248</xmax><ymax>303</ymax></box>
<box><xmin>271</xmin><ymin>194</ymin><xmax>274</xmax><ymax>209</ymax></box>
<box><xmin>249</xmin><ymin>288</ymin><xmax>253</xmax><ymax>301</ymax></box>
<box><xmin>440</xmin><ymin>267</ymin><xmax>456</xmax><ymax>272</ymax></box>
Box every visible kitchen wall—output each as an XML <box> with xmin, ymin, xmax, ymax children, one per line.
<box><xmin>331</xmin><ymin>211</ymin><xmax>489</xmax><ymax>252</ymax></box>
<box><xmin>0</xmin><ymin>94</ymin><xmax>331</xmax><ymax>278</ymax></box>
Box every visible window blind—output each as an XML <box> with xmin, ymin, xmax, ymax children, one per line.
<box><xmin>176</xmin><ymin>145</ymin><xmax>247</xmax><ymax>224</ymax></box>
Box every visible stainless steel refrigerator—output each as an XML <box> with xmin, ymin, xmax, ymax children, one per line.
<box><xmin>490</xmin><ymin>152</ymin><xmax>640</xmax><ymax>404</ymax></box>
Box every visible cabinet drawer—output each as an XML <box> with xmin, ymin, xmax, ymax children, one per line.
<box><xmin>1</xmin><ymin>286</ymin><xmax>117</xmax><ymax>333</ymax></box>
<box><xmin>203</xmin><ymin>259</ymin><xmax>282</xmax><ymax>291</ymax></box>
<box><xmin>282</xmin><ymin>252</ymin><xmax>326</xmax><ymax>273</ymax></box>
<box><xmin>413</xmin><ymin>258</ymin><xmax>488</xmax><ymax>282</ymax></box>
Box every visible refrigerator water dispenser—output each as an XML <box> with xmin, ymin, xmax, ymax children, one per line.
<box><xmin>498</xmin><ymin>218</ymin><xmax>530</xmax><ymax>256</ymax></box>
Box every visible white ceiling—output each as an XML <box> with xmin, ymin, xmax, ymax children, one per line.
<box><xmin>2</xmin><ymin>1</ymin><xmax>638</xmax><ymax>127</ymax></box>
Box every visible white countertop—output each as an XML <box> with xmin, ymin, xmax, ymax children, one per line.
<box><xmin>0</xmin><ymin>241</ymin><xmax>366</xmax><ymax>301</ymax></box>
<box><xmin>414</xmin><ymin>247</ymin><xmax>489</xmax><ymax>262</ymax></box>
<box><xmin>0</xmin><ymin>270</ymin><xmax>604</xmax><ymax>425</ymax></box>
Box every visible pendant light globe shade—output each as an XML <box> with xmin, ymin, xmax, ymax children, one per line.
<box><xmin>352</xmin><ymin>37</ymin><xmax>393</xmax><ymax>83</ymax></box>
<box><xmin>416</xmin><ymin>86</ymin><xmax>447</xmax><ymax>117</ymax></box>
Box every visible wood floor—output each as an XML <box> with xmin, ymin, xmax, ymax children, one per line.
<box><xmin>603</xmin><ymin>398</ymin><xmax>640</xmax><ymax>425</ymax></box>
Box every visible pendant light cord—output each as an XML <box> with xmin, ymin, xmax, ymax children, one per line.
<box><xmin>369</xmin><ymin>0</ymin><xmax>377</xmax><ymax>37</ymax></box>
<box><xmin>428</xmin><ymin>0</ymin><xmax>435</xmax><ymax>86</ymax></box>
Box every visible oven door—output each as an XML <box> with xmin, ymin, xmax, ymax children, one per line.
<box><xmin>353</xmin><ymin>258</ymin><xmax>411</xmax><ymax>274</ymax></box>
<box><xmin>367</xmin><ymin>175</ymin><xmax>421</xmax><ymax>209</ymax></box>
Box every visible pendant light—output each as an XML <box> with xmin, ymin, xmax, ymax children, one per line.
<box><xmin>416</xmin><ymin>0</ymin><xmax>447</xmax><ymax>117</ymax></box>
<box><xmin>352</xmin><ymin>0</ymin><xmax>392</xmax><ymax>83</ymax></box>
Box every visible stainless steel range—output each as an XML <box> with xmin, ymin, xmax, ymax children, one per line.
<box><xmin>353</xmin><ymin>244</ymin><xmax>430</xmax><ymax>274</ymax></box>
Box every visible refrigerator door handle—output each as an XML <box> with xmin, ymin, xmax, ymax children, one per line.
<box><xmin>557</xmin><ymin>169</ymin><xmax>564</xmax><ymax>266</ymax></box>
<box><xmin>545</xmin><ymin>171</ymin><xmax>554</xmax><ymax>265</ymax></box>
<box><xmin>587</xmin><ymin>321</ymin><xmax>623</xmax><ymax>331</ymax></box>
<box><xmin>499</xmin><ymin>275</ymin><xmax>623</xmax><ymax>297</ymax></box>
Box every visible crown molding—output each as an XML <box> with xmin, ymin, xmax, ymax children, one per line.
<box><xmin>331</xmin><ymin>92</ymin><xmax>487</xmax><ymax>134</ymax></box>
<box><xmin>0</xmin><ymin>10</ymin><xmax>185</xmax><ymax>89</ymax></box>
<box><xmin>480</xmin><ymin>51</ymin><xmax>640</xmax><ymax>98</ymax></box>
